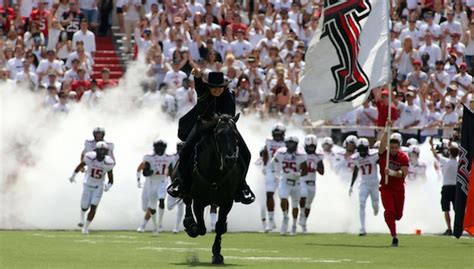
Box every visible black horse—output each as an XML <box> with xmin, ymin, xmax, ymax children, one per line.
<box><xmin>181</xmin><ymin>114</ymin><xmax>245</xmax><ymax>265</ymax></box>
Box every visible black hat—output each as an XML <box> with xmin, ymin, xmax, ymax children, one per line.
<box><xmin>205</xmin><ymin>72</ymin><xmax>228</xmax><ymax>88</ymax></box>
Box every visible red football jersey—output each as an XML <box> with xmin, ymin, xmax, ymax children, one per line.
<box><xmin>379</xmin><ymin>150</ymin><xmax>409</xmax><ymax>190</ymax></box>
<box><xmin>30</xmin><ymin>9</ymin><xmax>49</xmax><ymax>37</ymax></box>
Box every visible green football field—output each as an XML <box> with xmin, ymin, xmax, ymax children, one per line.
<box><xmin>0</xmin><ymin>231</ymin><xmax>473</xmax><ymax>268</ymax></box>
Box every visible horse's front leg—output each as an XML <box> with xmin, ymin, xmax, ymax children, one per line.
<box><xmin>212</xmin><ymin>201</ymin><xmax>233</xmax><ymax>265</ymax></box>
<box><xmin>192</xmin><ymin>199</ymin><xmax>207</xmax><ymax>236</ymax></box>
<box><xmin>183</xmin><ymin>196</ymin><xmax>198</xmax><ymax>238</ymax></box>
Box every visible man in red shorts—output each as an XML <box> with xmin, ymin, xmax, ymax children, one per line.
<box><xmin>378</xmin><ymin>121</ymin><xmax>409</xmax><ymax>247</ymax></box>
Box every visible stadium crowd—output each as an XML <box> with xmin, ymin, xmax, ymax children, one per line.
<box><xmin>0</xmin><ymin>0</ymin><xmax>473</xmax><ymax>141</ymax></box>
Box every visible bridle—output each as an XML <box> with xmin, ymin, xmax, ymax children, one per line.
<box><xmin>213</xmin><ymin>117</ymin><xmax>239</xmax><ymax>171</ymax></box>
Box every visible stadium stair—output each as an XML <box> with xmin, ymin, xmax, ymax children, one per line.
<box><xmin>92</xmin><ymin>35</ymin><xmax>124</xmax><ymax>80</ymax></box>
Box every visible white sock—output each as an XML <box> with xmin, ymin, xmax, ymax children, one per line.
<box><xmin>141</xmin><ymin>218</ymin><xmax>149</xmax><ymax>228</ymax></box>
<box><xmin>292</xmin><ymin>218</ymin><xmax>297</xmax><ymax>226</ymax></box>
<box><xmin>268</xmin><ymin>211</ymin><xmax>274</xmax><ymax>221</ymax></box>
<box><xmin>80</xmin><ymin>210</ymin><xmax>85</xmax><ymax>224</ymax></box>
<box><xmin>158</xmin><ymin>208</ymin><xmax>164</xmax><ymax>226</ymax></box>
<box><xmin>260</xmin><ymin>208</ymin><xmax>267</xmax><ymax>222</ymax></box>
<box><xmin>151</xmin><ymin>213</ymin><xmax>157</xmax><ymax>230</ymax></box>
<box><xmin>283</xmin><ymin>210</ymin><xmax>288</xmax><ymax>220</ymax></box>
<box><xmin>210</xmin><ymin>212</ymin><xmax>217</xmax><ymax>227</ymax></box>
<box><xmin>84</xmin><ymin>220</ymin><xmax>91</xmax><ymax>229</ymax></box>
<box><xmin>176</xmin><ymin>203</ymin><xmax>184</xmax><ymax>230</ymax></box>
<box><xmin>299</xmin><ymin>208</ymin><xmax>305</xmax><ymax>220</ymax></box>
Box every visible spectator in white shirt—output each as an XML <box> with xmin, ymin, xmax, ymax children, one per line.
<box><xmin>420</xmin><ymin>101</ymin><xmax>442</xmax><ymax>142</ymax></box>
<box><xmin>419</xmin><ymin>12</ymin><xmax>441</xmax><ymax>41</ymax></box>
<box><xmin>175</xmin><ymin>78</ymin><xmax>196</xmax><ymax>118</ymax></box>
<box><xmin>213</xmin><ymin>28</ymin><xmax>230</xmax><ymax>60</ymax></box>
<box><xmin>163</xmin><ymin>60</ymin><xmax>188</xmax><ymax>89</ymax></box>
<box><xmin>72</xmin><ymin>19</ymin><xmax>96</xmax><ymax>56</ymax></box>
<box><xmin>431</xmin><ymin>60</ymin><xmax>451</xmax><ymax>94</ymax></box>
<box><xmin>418</xmin><ymin>31</ymin><xmax>441</xmax><ymax>68</ymax></box>
<box><xmin>199</xmin><ymin>13</ymin><xmax>221</xmax><ymax>37</ymax></box>
<box><xmin>397</xmin><ymin>90</ymin><xmax>422</xmax><ymax>144</ymax></box>
<box><xmin>441</xmin><ymin>10</ymin><xmax>463</xmax><ymax>44</ymax></box>
<box><xmin>406</xmin><ymin>60</ymin><xmax>428</xmax><ymax>87</ymax></box>
<box><xmin>122</xmin><ymin>0</ymin><xmax>142</xmax><ymax>53</ymax></box>
<box><xmin>399</xmin><ymin>18</ymin><xmax>421</xmax><ymax>48</ymax></box>
<box><xmin>36</xmin><ymin>50</ymin><xmax>65</xmax><ymax>84</ymax></box>
<box><xmin>134</xmin><ymin>25</ymin><xmax>153</xmax><ymax>61</ymax></box>
<box><xmin>356</xmin><ymin>99</ymin><xmax>378</xmax><ymax>145</ymax></box>
<box><xmin>52</xmin><ymin>92</ymin><xmax>70</xmax><ymax>113</ymax></box>
<box><xmin>230</xmin><ymin>29</ymin><xmax>252</xmax><ymax>59</ymax></box>
<box><xmin>441</xmin><ymin>102</ymin><xmax>458</xmax><ymax>138</ymax></box>
<box><xmin>15</xmin><ymin>60</ymin><xmax>38</xmax><ymax>91</ymax></box>
<box><xmin>395</xmin><ymin>36</ymin><xmax>419</xmax><ymax>80</ymax></box>
<box><xmin>452</xmin><ymin>62</ymin><xmax>472</xmax><ymax>93</ymax></box>
<box><xmin>6</xmin><ymin>45</ymin><xmax>25</xmax><ymax>79</ymax></box>
<box><xmin>43</xmin><ymin>85</ymin><xmax>59</xmax><ymax>107</ymax></box>
<box><xmin>81</xmin><ymin>79</ymin><xmax>102</xmax><ymax>107</ymax></box>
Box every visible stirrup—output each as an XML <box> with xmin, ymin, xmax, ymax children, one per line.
<box><xmin>167</xmin><ymin>179</ymin><xmax>183</xmax><ymax>198</ymax></box>
<box><xmin>235</xmin><ymin>186</ymin><xmax>255</xmax><ymax>205</ymax></box>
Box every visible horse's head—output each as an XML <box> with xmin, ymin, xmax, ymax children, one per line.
<box><xmin>213</xmin><ymin>114</ymin><xmax>240</xmax><ymax>170</ymax></box>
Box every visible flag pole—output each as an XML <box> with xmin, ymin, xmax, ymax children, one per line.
<box><xmin>384</xmin><ymin>0</ymin><xmax>392</xmax><ymax>185</ymax></box>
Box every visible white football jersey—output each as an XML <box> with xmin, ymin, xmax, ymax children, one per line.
<box><xmin>143</xmin><ymin>153</ymin><xmax>175</xmax><ymax>180</ymax></box>
<box><xmin>83</xmin><ymin>151</ymin><xmax>115</xmax><ymax>186</ymax></box>
<box><xmin>264</xmin><ymin>138</ymin><xmax>286</xmax><ymax>168</ymax></box>
<box><xmin>272</xmin><ymin>148</ymin><xmax>307</xmax><ymax>180</ymax></box>
<box><xmin>302</xmin><ymin>153</ymin><xmax>323</xmax><ymax>181</ymax></box>
<box><xmin>83</xmin><ymin>139</ymin><xmax>115</xmax><ymax>159</ymax></box>
<box><xmin>350</xmin><ymin>149</ymin><xmax>379</xmax><ymax>184</ymax></box>
<box><xmin>407</xmin><ymin>160</ymin><xmax>427</xmax><ymax>181</ymax></box>
<box><xmin>334</xmin><ymin>150</ymin><xmax>355</xmax><ymax>174</ymax></box>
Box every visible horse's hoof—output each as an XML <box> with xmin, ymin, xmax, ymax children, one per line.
<box><xmin>185</xmin><ymin>224</ymin><xmax>199</xmax><ymax>238</ymax></box>
<box><xmin>212</xmin><ymin>254</ymin><xmax>224</xmax><ymax>265</ymax></box>
<box><xmin>183</xmin><ymin>217</ymin><xmax>196</xmax><ymax>230</ymax></box>
<box><xmin>197</xmin><ymin>225</ymin><xmax>207</xmax><ymax>236</ymax></box>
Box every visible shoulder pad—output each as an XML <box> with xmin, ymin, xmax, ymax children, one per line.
<box><xmin>350</xmin><ymin>153</ymin><xmax>360</xmax><ymax>160</ymax></box>
<box><xmin>106</xmin><ymin>142</ymin><xmax>114</xmax><ymax>150</ymax></box>
<box><xmin>104</xmin><ymin>156</ymin><xmax>115</xmax><ymax>165</ymax></box>
<box><xmin>85</xmin><ymin>151</ymin><xmax>97</xmax><ymax>160</ymax></box>
<box><xmin>276</xmin><ymin>147</ymin><xmax>287</xmax><ymax>154</ymax></box>
<box><xmin>368</xmin><ymin>149</ymin><xmax>379</xmax><ymax>156</ymax></box>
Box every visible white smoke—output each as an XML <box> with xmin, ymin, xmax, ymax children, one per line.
<box><xmin>0</xmin><ymin>62</ymin><xmax>447</xmax><ymax>235</ymax></box>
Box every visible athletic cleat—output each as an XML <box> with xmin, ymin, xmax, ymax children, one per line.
<box><xmin>442</xmin><ymin>229</ymin><xmax>452</xmax><ymax>236</ymax></box>
<box><xmin>359</xmin><ymin>232</ymin><xmax>367</xmax><ymax>236</ymax></box>
<box><xmin>158</xmin><ymin>225</ymin><xmax>164</xmax><ymax>232</ymax></box>
<box><xmin>173</xmin><ymin>228</ymin><xmax>179</xmax><ymax>234</ymax></box>
<box><xmin>290</xmin><ymin>225</ymin><xmax>297</xmax><ymax>236</ymax></box>
<box><xmin>136</xmin><ymin>226</ymin><xmax>145</xmax><ymax>233</ymax></box>
<box><xmin>265</xmin><ymin>220</ymin><xmax>277</xmax><ymax>233</ymax></box>
<box><xmin>301</xmin><ymin>224</ymin><xmax>307</xmax><ymax>234</ymax></box>
<box><xmin>81</xmin><ymin>227</ymin><xmax>89</xmax><ymax>235</ymax></box>
<box><xmin>152</xmin><ymin>229</ymin><xmax>160</xmax><ymax>235</ymax></box>
<box><xmin>77</xmin><ymin>222</ymin><xmax>84</xmax><ymax>228</ymax></box>
<box><xmin>391</xmin><ymin>237</ymin><xmax>398</xmax><ymax>247</ymax></box>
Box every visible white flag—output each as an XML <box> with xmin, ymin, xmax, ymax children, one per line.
<box><xmin>300</xmin><ymin>0</ymin><xmax>389</xmax><ymax>121</ymax></box>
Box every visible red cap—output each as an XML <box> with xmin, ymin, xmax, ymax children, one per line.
<box><xmin>460</xmin><ymin>62</ymin><xmax>467</xmax><ymax>68</ymax></box>
<box><xmin>412</xmin><ymin>59</ymin><xmax>421</xmax><ymax>66</ymax></box>
<box><xmin>381</xmin><ymin>89</ymin><xmax>389</xmax><ymax>96</ymax></box>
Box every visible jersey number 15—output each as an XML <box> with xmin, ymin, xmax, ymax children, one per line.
<box><xmin>90</xmin><ymin>168</ymin><xmax>104</xmax><ymax>179</ymax></box>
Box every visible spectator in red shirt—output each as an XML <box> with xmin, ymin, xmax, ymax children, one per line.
<box><xmin>30</xmin><ymin>1</ymin><xmax>50</xmax><ymax>38</ymax></box>
<box><xmin>373</xmin><ymin>88</ymin><xmax>399</xmax><ymax>127</ymax></box>
<box><xmin>97</xmin><ymin>68</ymin><xmax>118</xmax><ymax>90</ymax></box>
<box><xmin>71</xmin><ymin>67</ymin><xmax>91</xmax><ymax>100</ymax></box>
<box><xmin>378</xmin><ymin>123</ymin><xmax>410</xmax><ymax>247</ymax></box>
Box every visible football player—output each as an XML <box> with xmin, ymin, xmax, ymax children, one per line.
<box><xmin>349</xmin><ymin>138</ymin><xmax>380</xmax><ymax>236</ymax></box>
<box><xmin>81</xmin><ymin>127</ymin><xmax>115</xmax><ymax>161</ymax></box>
<box><xmin>261</xmin><ymin>123</ymin><xmax>286</xmax><ymax>232</ymax></box>
<box><xmin>334</xmin><ymin>135</ymin><xmax>358</xmax><ymax>178</ymax></box>
<box><xmin>69</xmin><ymin>142</ymin><xmax>115</xmax><ymax>234</ymax></box>
<box><xmin>299</xmin><ymin>135</ymin><xmax>324</xmax><ymax>233</ymax></box>
<box><xmin>407</xmin><ymin>145</ymin><xmax>427</xmax><ymax>181</ymax></box>
<box><xmin>321</xmin><ymin>137</ymin><xmax>337</xmax><ymax>169</ymax></box>
<box><xmin>136</xmin><ymin>139</ymin><xmax>174</xmax><ymax>234</ymax></box>
<box><xmin>272</xmin><ymin>136</ymin><xmax>308</xmax><ymax>235</ymax></box>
